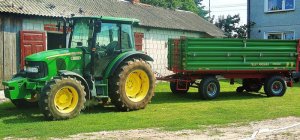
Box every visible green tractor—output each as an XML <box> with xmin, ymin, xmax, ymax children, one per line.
<box><xmin>2</xmin><ymin>16</ymin><xmax>155</xmax><ymax>120</ymax></box>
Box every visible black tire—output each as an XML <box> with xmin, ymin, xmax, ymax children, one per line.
<box><xmin>236</xmin><ymin>86</ymin><xmax>244</xmax><ymax>93</ymax></box>
<box><xmin>264</xmin><ymin>76</ymin><xmax>287</xmax><ymax>97</ymax></box>
<box><xmin>109</xmin><ymin>59</ymin><xmax>155</xmax><ymax>111</ymax></box>
<box><xmin>198</xmin><ymin>77</ymin><xmax>220</xmax><ymax>100</ymax></box>
<box><xmin>170</xmin><ymin>81</ymin><xmax>190</xmax><ymax>94</ymax></box>
<box><xmin>243</xmin><ymin>79</ymin><xmax>263</xmax><ymax>92</ymax></box>
<box><xmin>39</xmin><ymin>77</ymin><xmax>86</xmax><ymax>120</ymax></box>
<box><xmin>10</xmin><ymin>73</ymin><xmax>38</xmax><ymax>108</ymax></box>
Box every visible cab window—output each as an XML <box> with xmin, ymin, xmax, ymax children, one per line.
<box><xmin>96</xmin><ymin>23</ymin><xmax>120</xmax><ymax>55</ymax></box>
<box><xmin>71</xmin><ymin>21</ymin><xmax>89</xmax><ymax>48</ymax></box>
<box><xmin>121</xmin><ymin>24</ymin><xmax>134</xmax><ymax>50</ymax></box>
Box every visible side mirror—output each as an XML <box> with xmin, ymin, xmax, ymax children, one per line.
<box><xmin>94</xmin><ymin>20</ymin><xmax>102</xmax><ymax>33</ymax></box>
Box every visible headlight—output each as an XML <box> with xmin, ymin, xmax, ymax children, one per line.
<box><xmin>25</xmin><ymin>66</ymin><xmax>39</xmax><ymax>73</ymax></box>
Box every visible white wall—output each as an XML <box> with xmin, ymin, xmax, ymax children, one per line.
<box><xmin>134</xmin><ymin>27</ymin><xmax>203</xmax><ymax>76</ymax></box>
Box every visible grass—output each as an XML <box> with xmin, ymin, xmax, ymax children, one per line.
<box><xmin>0</xmin><ymin>81</ymin><xmax>300</xmax><ymax>139</ymax></box>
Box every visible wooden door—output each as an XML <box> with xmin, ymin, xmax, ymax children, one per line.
<box><xmin>20</xmin><ymin>31</ymin><xmax>46</xmax><ymax>69</ymax></box>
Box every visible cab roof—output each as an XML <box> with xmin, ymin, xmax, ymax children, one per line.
<box><xmin>72</xmin><ymin>16</ymin><xmax>140</xmax><ymax>24</ymax></box>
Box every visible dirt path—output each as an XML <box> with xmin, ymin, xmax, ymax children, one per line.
<box><xmin>53</xmin><ymin>117</ymin><xmax>300</xmax><ymax>140</ymax></box>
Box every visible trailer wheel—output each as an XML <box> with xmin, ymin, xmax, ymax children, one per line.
<box><xmin>198</xmin><ymin>77</ymin><xmax>220</xmax><ymax>100</ymax></box>
<box><xmin>39</xmin><ymin>77</ymin><xmax>86</xmax><ymax>120</ymax></box>
<box><xmin>170</xmin><ymin>81</ymin><xmax>190</xmax><ymax>94</ymax></box>
<box><xmin>264</xmin><ymin>76</ymin><xmax>286</xmax><ymax>97</ymax></box>
<box><xmin>243</xmin><ymin>79</ymin><xmax>262</xmax><ymax>92</ymax></box>
<box><xmin>109</xmin><ymin>59</ymin><xmax>155</xmax><ymax>111</ymax></box>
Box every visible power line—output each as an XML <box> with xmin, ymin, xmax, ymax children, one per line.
<box><xmin>211</xmin><ymin>4</ymin><xmax>247</xmax><ymax>9</ymax></box>
<box><xmin>212</xmin><ymin>9</ymin><xmax>247</xmax><ymax>12</ymax></box>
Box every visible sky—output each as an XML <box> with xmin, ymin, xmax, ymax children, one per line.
<box><xmin>202</xmin><ymin>0</ymin><xmax>247</xmax><ymax>25</ymax></box>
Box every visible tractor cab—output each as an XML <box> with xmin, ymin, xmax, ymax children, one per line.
<box><xmin>69</xmin><ymin>16</ymin><xmax>139</xmax><ymax>77</ymax></box>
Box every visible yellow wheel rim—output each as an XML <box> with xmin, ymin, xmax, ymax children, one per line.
<box><xmin>54</xmin><ymin>86</ymin><xmax>79</xmax><ymax>114</ymax></box>
<box><xmin>125</xmin><ymin>69</ymin><xmax>150</xmax><ymax>102</ymax></box>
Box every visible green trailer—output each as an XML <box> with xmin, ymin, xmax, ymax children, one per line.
<box><xmin>160</xmin><ymin>37</ymin><xmax>300</xmax><ymax>100</ymax></box>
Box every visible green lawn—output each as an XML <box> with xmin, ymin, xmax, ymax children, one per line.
<box><xmin>0</xmin><ymin>81</ymin><xmax>300</xmax><ymax>139</ymax></box>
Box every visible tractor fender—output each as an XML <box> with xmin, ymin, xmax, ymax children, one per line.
<box><xmin>58</xmin><ymin>70</ymin><xmax>90</xmax><ymax>94</ymax></box>
<box><xmin>103</xmin><ymin>51</ymin><xmax>153</xmax><ymax>79</ymax></box>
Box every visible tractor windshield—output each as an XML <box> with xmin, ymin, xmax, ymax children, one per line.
<box><xmin>70</xmin><ymin>20</ymin><xmax>90</xmax><ymax>48</ymax></box>
<box><xmin>70</xmin><ymin>20</ymin><xmax>134</xmax><ymax>51</ymax></box>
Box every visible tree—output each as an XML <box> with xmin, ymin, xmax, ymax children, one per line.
<box><xmin>214</xmin><ymin>14</ymin><xmax>240</xmax><ymax>38</ymax></box>
<box><xmin>234</xmin><ymin>22</ymin><xmax>256</xmax><ymax>38</ymax></box>
<box><xmin>140</xmin><ymin>0</ymin><xmax>209</xmax><ymax>19</ymax></box>
<box><xmin>214</xmin><ymin>14</ymin><xmax>255</xmax><ymax>38</ymax></box>
<box><xmin>194</xmin><ymin>0</ymin><xmax>209</xmax><ymax>19</ymax></box>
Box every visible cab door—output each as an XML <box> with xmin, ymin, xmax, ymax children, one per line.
<box><xmin>94</xmin><ymin>23</ymin><xmax>120</xmax><ymax>77</ymax></box>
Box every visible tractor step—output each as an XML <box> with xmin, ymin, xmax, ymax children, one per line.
<box><xmin>95</xmin><ymin>79</ymin><xmax>109</xmax><ymax>97</ymax></box>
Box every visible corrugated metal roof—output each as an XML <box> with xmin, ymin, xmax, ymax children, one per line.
<box><xmin>0</xmin><ymin>0</ymin><xmax>224</xmax><ymax>37</ymax></box>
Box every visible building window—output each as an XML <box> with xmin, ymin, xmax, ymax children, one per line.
<box><xmin>265</xmin><ymin>31</ymin><xmax>295</xmax><ymax>40</ymax></box>
<box><xmin>265</xmin><ymin>0</ymin><xmax>295</xmax><ymax>12</ymax></box>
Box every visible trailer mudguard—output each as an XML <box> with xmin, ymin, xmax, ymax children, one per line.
<box><xmin>103</xmin><ymin>51</ymin><xmax>153</xmax><ymax>79</ymax></box>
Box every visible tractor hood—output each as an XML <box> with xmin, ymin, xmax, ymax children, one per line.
<box><xmin>26</xmin><ymin>48</ymin><xmax>83</xmax><ymax>61</ymax></box>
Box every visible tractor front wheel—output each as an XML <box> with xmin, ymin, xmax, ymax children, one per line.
<box><xmin>39</xmin><ymin>77</ymin><xmax>86</xmax><ymax>120</ymax></box>
<box><xmin>109</xmin><ymin>59</ymin><xmax>155</xmax><ymax>111</ymax></box>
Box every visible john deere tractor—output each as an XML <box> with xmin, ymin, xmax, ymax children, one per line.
<box><xmin>2</xmin><ymin>16</ymin><xmax>155</xmax><ymax>120</ymax></box>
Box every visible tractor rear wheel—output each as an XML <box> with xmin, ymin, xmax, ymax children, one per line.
<box><xmin>39</xmin><ymin>77</ymin><xmax>86</xmax><ymax>120</ymax></box>
<box><xmin>109</xmin><ymin>59</ymin><xmax>155</xmax><ymax>111</ymax></box>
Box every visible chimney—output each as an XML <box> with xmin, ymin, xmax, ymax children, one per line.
<box><xmin>130</xmin><ymin>0</ymin><xmax>140</xmax><ymax>4</ymax></box>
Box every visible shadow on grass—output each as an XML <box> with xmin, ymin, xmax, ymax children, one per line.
<box><xmin>0</xmin><ymin>102</ymin><xmax>119</xmax><ymax>124</ymax></box>
<box><xmin>151</xmin><ymin>91</ymin><xmax>266</xmax><ymax>104</ymax></box>
<box><xmin>0</xmin><ymin>90</ymin><xmax>267</xmax><ymax>123</ymax></box>
<box><xmin>0</xmin><ymin>103</ymin><xmax>45</xmax><ymax>123</ymax></box>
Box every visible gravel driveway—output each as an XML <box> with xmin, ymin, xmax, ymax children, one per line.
<box><xmin>53</xmin><ymin>117</ymin><xmax>300</xmax><ymax>140</ymax></box>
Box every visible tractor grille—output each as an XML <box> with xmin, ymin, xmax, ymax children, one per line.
<box><xmin>26</xmin><ymin>61</ymin><xmax>48</xmax><ymax>79</ymax></box>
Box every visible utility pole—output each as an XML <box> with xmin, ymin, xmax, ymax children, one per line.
<box><xmin>209</xmin><ymin>0</ymin><xmax>211</xmax><ymax>18</ymax></box>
